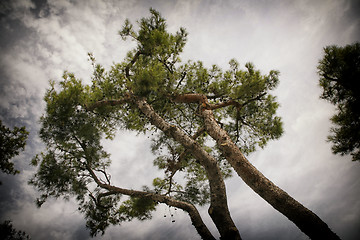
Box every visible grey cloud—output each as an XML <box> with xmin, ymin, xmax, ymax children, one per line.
<box><xmin>0</xmin><ymin>0</ymin><xmax>359</xmax><ymax>239</ymax></box>
<box><xmin>30</xmin><ymin>0</ymin><xmax>51</xmax><ymax>18</ymax></box>
<box><xmin>343</xmin><ymin>0</ymin><xmax>360</xmax><ymax>40</ymax></box>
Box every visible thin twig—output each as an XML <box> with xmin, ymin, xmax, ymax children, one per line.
<box><xmin>125</xmin><ymin>50</ymin><xmax>141</xmax><ymax>80</ymax></box>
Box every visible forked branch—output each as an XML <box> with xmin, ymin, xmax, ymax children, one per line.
<box><xmin>73</xmin><ymin>132</ymin><xmax>215</xmax><ymax>240</ymax></box>
<box><xmin>85</xmin><ymin>162</ymin><xmax>215</xmax><ymax>240</ymax></box>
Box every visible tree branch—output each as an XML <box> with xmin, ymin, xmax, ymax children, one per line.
<box><xmin>87</xmin><ymin>164</ymin><xmax>215</xmax><ymax>240</ymax></box>
<box><xmin>157</xmin><ymin>56</ymin><xmax>173</xmax><ymax>73</ymax></box>
<box><xmin>207</xmin><ymin>99</ymin><xmax>241</xmax><ymax>110</ymax></box>
<box><xmin>172</xmin><ymin>93</ymin><xmax>207</xmax><ymax>104</ymax></box>
<box><xmin>172</xmin><ymin>93</ymin><xmax>242</xmax><ymax>111</ymax></box>
<box><xmin>172</xmin><ymin>92</ymin><xmax>267</xmax><ymax>111</ymax></box>
<box><xmin>175</xmin><ymin>72</ymin><xmax>187</xmax><ymax>90</ymax></box>
<box><xmin>95</xmin><ymin>168</ymin><xmax>111</xmax><ymax>185</ymax></box>
<box><xmin>85</xmin><ymin>98</ymin><xmax>130</xmax><ymax>111</ymax></box>
<box><xmin>240</xmin><ymin>92</ymin><xmax>266</xmax><ymax>107</ymax></box>
<box><xmin>125</xmin><ymin>50</ymin><xmax>141</xmax><ymax>80</ymax></box>
<box><xmin>323</xmin><ymin>74</ymin><xmax>339</xmax><ymax>82</ymax></box>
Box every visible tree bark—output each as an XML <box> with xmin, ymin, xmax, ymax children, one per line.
<box><xmin>200</xmin><ymin>107</ymin><xmax>341</xmax><ymax>240</ymax></box>
<box><xmin>135</xmin><ymin>97</ymin><xmax>241</xmax><ymax>240</ymax></box>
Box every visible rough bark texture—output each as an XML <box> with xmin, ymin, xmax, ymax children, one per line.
<box><xmin>135</xmin><ymin>97</ymin><xmax>241</xmax><ymax>240</ymax></box>
<box><xmin>200</xmin><ymin>107</ymin><xmax>341</xmax><ymax>240</ymax></box>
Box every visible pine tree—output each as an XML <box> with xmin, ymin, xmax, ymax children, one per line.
<box><xmin>30</xmin><ymin>9</ymin><xmax>339</xmax><ymax>239</ymax></box>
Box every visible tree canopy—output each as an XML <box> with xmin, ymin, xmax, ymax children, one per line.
<box><xmin>318</xmin><ymin>42</ymin><xmax>360</xmax><ymax>161</ymax></box>
<box><xmin>0</xmin><ymin>220</ymin><xmax>31</xmax><ymax>240</ymax></box>
<box><xmin>30</xmin><ymin>9</ymin><xmax>340</xmax><ymax>240</ymax></box>
<box><xmin>0</xmin><ymin>120</ymin><xmax>28</xmax><ymax>182</ymax></box>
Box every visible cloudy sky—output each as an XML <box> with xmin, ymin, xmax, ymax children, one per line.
<box><xmin>0</xmin><ymin>0</ymin><xmax>359</xmax><ymax>239</ymax></box>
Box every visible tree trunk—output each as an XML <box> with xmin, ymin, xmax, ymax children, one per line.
<box><xmin>201</xmin><ymin>108</ymin><xmax>341</xmax><ymax>240</ymax></box>
<box><xmin>135</xmin><ymin>97</ymin><xmax>242</xmax><ymax>240</ymax></box>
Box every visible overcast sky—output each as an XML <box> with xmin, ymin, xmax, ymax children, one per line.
<box><xmin>0</xmin><ymin>0</ymin><xmax>359</xmax><ymax>239</ymax></box>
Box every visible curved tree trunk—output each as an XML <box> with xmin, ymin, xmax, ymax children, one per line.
<box><xmin>135</xmin><ymin>97</ymin><xmax>242</xmax><ymax>240</ymax></box>
<box><xmin>201</xmin><ymin>108</ymin><xmax>341</xmax><ymax>240</ymax></box>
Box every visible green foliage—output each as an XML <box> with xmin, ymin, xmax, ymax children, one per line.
<box><xmin>81</xmin><ymin>194</ymin><xmax>122</xmax><ymax>236</ymax></box>
<box><xmin>176</xmin><ymin>180</ymin><xmax>210</xmax><ymax>206</ymax></box>
<box><xmin>118</xmin><ymin>196</ymin><xmax>157</xmax><ymax>221</ymax></box>
<box><xmin>215</xmin><ymin>60</ymin><xmax>282</xmax><ymax>153</ymax></box>
<box><xmin>318</xmin><ymin>42</ymin><xmax>360</xmax><ymax>161</ymax></box>
<box><xmin>120</xmin><ymin>8</ymin><xmax>187</xmax><ymax>98</ymax></box>
<box><xmin>80</xmin><ymin>191</ymin><xmax>156</xmax><ymax>236</ymax></box>
<box><xmin>29</xmin><ymin>151</ymin><xmax>89</xmax><ymax>206</ymax></box>
<box><xmin>0</xmin><ymin>220</ymin><xmax>31</xmax><ymax>240</ymax></box>
<box><xmin>0</xmin><ymin>120</ymin><xmax>28</xmax><ymax>179</ymax></box>
<box><xmin>31</xmin><ymin>8</ymin><xmax>284</xmax><ymax>236</ymax></box>
<box><xmin>119</xmin><ymin>9</ymin><xmax>283</xmax><ymax>149</ymax></box>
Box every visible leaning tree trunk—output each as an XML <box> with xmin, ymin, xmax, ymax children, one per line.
<box><xmin>201</xmin><ymin>107</ymin><xmax>341</xmax><ymax>240</ymax></box>
<box><xmin>135</xmin><ymin>97</ymin><xmax>242</xmax><ymax>240</ymax></box>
